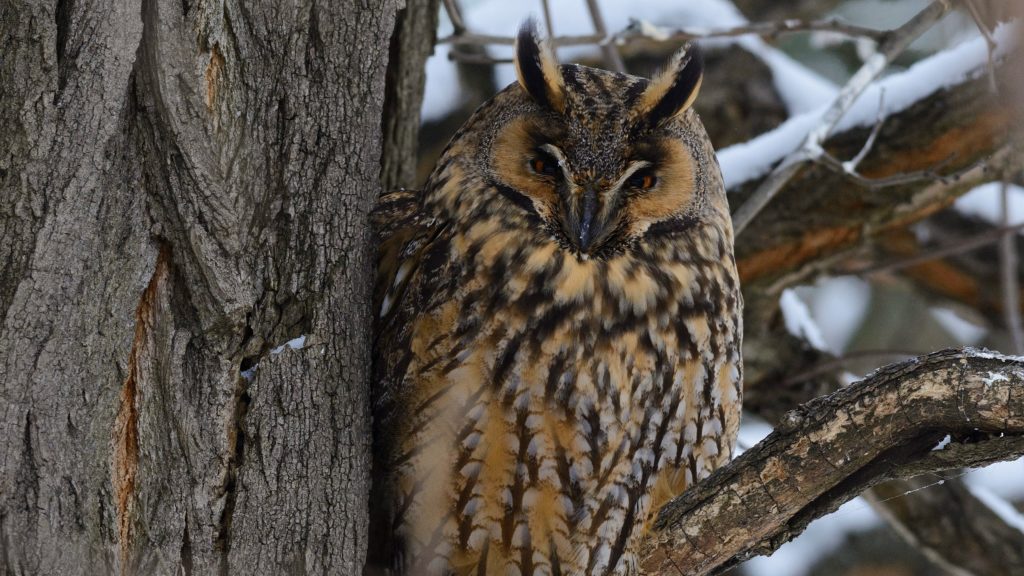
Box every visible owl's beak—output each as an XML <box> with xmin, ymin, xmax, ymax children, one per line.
<box><xmin>577</xmin><ymin>188</ymin><xmax>598</xmax><ymax>251</ymax></box>
<box><xmin>566</xmin><ymin>187</ymin><xmax>613</xmax><ymax>254</ymax></box>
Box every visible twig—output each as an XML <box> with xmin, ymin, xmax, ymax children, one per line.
<box><xmin>441</xmin><ymin>0</ymin><xmax>467</xmax><ymax>34</ymax></box>
<box><xmin>963</xmin><ymin>0</ymin><xmax>1000</xmax><ymax>93</ymax></box>
<box><xmin>584</xmin><ymin>0</ymin><xmax>626</xmax><ymax>73</ymax></box>
<box><xmin>852</xmin><ymin>220</ymin><xmax>1024</xmax><ymax>276</ymax></box>
<box><xmin>616</xmin><ymin>16</ymin><xmax>888</xmax><ymax>43</ymax></box>
<box><xmin>777</xmin><ymin>349</ymin><xmax>923</xmax><ymax>388</ymax></box>
<box><xmin>815</xmin><ymin>151</ymin><xmax>981</xmax><ymax>189</ymax></box>
<box><xmin>439</xmin><ymin>31</ymin><xmax>604</xmax><ymax>47</ymax></box>
<box><xmin>437</xmin><ymin>17</ymin><xmax>888</xmax><ymax>48</ymax></box>
<box><xmin>844</xmin><ymin>88</ymin><xmax>887</xmax><ymax>173</ymax></box>
<box><xmin>999</xmin><ymin>180</ymin><xmax>1024</xmax><ymax>353</ymax></box>
<box><xmin>731</xmin><ymin>0</ymin><xmax>954</xmax><ymax>236</ymax></box>
<box><xmin>540</xmin><ymin>0</ymin><xmax>555</xmax><ymax>53</ymax></box>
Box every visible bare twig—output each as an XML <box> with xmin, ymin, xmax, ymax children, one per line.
<box><xmin>731</xmin><ymin>0</ymin><xmax>954</xmax><ymax>236</ymax></box>
<box><xmin>853</xmin><ymin>220</ymin><xmax>1024</xmax><ymax>276</ymax></box>
<box><xmin>999</xmin><ymin>180</ymin><xmax>1024</xmax><ymax>352</ymax></box>
<box><xmin>641</xmin><ymin>348</ymin><xmax>1024</xmax><ymax>576</ymax></box>
<box><xmin>584</xmin><ymin>0</ymin><xmax>626</xmax><ymax>73</ymax></box>
<box><xmin>777</xmin><ymin>349</ymin><xmax>922</xmax><ymax>387</ymax></box>
<box><xmin>845</xmin><ymin>89</ymin><xmax>887</xmax><ymax>173</ymax></box>
<box><xmin>441</xmin><ymin>0</ymin><xmax>467</xmax><ymax>34</ymax></box>
<box><xmin>540</xmin><ymin>0</ymin><xmax>555</xmax><ymax>51</ymax></box>
<box><xmin>963</xmin><ymin>0</ymin><xmax>1001</xmax><ymax>93</ymax></box>
<box><xmin>815</xmin><ymin>150</ymin><xmax>982</xmax><ymax>189</ymax></box>
<box><xmin>437</xmin><ymin>17</ymin><xmax>888</xmax><ymax>48</ymax></box>
<box><xmin>439</xmin><ymin>31</ymin><xmax>603</xmax><ymax>47</ymax></box>
<box><xmin>617</xmin><ymin>16</ymin><xmax>887</xmax><ymax>43</ymax></box>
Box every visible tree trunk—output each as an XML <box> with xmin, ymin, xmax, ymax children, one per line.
<box><xmin>1</xmin><ymin>1</ymin><xmax>399</xmax><ymax>573</ymax></box>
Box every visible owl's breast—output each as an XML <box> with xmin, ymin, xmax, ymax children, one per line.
<box><xmin>388</xmin><ymin>226</ymin><xmax>741</xmax><ymax>574</ymax></box>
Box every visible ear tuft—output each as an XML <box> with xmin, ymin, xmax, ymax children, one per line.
<box><xmin>638</xmin><ymin>43</ymin><xmax>704</xmax><ymax>126</ymax></box>
<box><xmin>514</xmin><ymin>19</ymin><xmax>566</xmax><ymax>112</ymax></box>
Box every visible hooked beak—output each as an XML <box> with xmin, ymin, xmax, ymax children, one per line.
<box><xmin>564</xmin><ymin>186</ymin><xmax>613</xmax><ymax>254</ymax></box>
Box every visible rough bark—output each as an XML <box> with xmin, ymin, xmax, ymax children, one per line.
<box><xmin>641</xmin><ymin>348</ymin><xmax>1024</xmax><ymax>576</ymax></box>
<box><xmin>742</xmin><ymin>328</ymin><xmax>1024</xmax><ymax>576</ymax></box>
<box><xmin>1</xmin><ymin>0</ymin><xmax>399</xmax><ymax>574</ymax></box>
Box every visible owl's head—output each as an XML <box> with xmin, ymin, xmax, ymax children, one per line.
<box><xmin>430</xmin><ymin>20</ymin><xmax>730</xmax><ymax>259</ymax></box>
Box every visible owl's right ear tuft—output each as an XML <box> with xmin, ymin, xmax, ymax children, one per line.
<box><xmin>514</xmin><ymin>19</ymin><xmax>566</xmax><ymax>113</ymax></box>
<box><xmin>638</xmin><ymin>43</ymin><xmax>704</xmax><ymax>126</ymax></box>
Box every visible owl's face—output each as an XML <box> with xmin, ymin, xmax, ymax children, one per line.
<box><xmin>429</xmin><ymin>24</ymin><xmax>728</xmax><ymax>260</ymax></box>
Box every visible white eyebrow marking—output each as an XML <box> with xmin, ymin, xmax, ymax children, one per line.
<box><xmin>612</xmin><ymin>160</ymin><xmax>654</xmax><ymax>192</ymax></box>
<box><xmin>539</xmin><ymin>143</ymin><xmax>575</xmax><ymax>184</ymax></box>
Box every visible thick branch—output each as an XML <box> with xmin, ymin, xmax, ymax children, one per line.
<box><xmin>641</xmin><ymin>348</ymin><xmax>1024</xmax><ymax>576</ymax></box>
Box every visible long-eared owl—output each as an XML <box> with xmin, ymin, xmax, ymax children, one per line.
<box><xmin>368</xmin><ymin>21</ymin><xmax>742</xmax><ymax>576</ymax></box>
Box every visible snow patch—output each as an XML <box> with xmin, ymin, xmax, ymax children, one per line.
<box><xmin>800</xmin><ymin>277</ymin><xmax>871</xmax><ymax>354</ymax></box>
<box><xmin>969</xmin><ymin>485</ymin><xmax>1024</xmax><ymax>535</ymax></box>
<box><xmin>982</xmin><ymin>371</ymin><xmax>1010</xmax><ymax>386</ymax></box>
<box><xmin>271</xmin><ymin>335</ymin><xmax>308</xmax><ymax>355</ymax></box>
<box><xmin>742</xmin><ymin>497</ymin><xmax>880</xmax><ymax>576</ymax></box>
<box><xmin>932</xmin><ymin>434</ymin><xmax>952</xmax><ymax>451</ymax></box>
<box><xmin>954</xmin><ymin>182</ymin><xmax>1024</xmax><ymax>229</ymax></box>
<box><xmin>967</xmin><ymin>458</ymin><xmax>1024</xmax><ymax>502</ymax></box>
<box><xmin>735</xmin><ymin>414</ymin><xmax>774</xmax><ymax>455</ymax></box>
<box><xmin>967</xmin><ymin>348</ymin><xmax>1024</xmax><ymax>363</ymax></box>
<box><xmin>780</xmin><ymin>289</ymin><xmax>830</xmax><ymax>351</ymax></box>
<box><xmin>930</xmin><ymin>307</ymin><xmax>988</xmax><ymax>345</ymax></box>
<box><xmin>719</xmin><ymin>23</ymin><xmax>1018</xmax><ymax>189</ymax></box>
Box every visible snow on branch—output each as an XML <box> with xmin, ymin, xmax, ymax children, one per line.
<box><xmin>640</xmin><ymin>348</ymin><xmax>1024</xmax><ymax>576</ymax></box>
<box><xmin>729</xmin><ymin>0</ymin><xmax>955</xmax><ymax>235</ymax></box>
<box><xmin>719</xmin><ymin>15</ymin><xmax>1019</xmax><ymax>192</ymax></box>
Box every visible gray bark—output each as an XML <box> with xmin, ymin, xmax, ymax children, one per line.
<box><xmin>1</xmin><ymin>0</ymin><xmax>399</xmax><ymax>574</ymax></box>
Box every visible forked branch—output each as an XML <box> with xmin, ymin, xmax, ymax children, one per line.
<box><xmin>640</xmin><ymin>348</ymin><xmax>1024</xmax><ymax>576</ymax></box>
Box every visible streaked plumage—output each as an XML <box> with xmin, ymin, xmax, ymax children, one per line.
<box><xmin>368</xmin><ymin>22</ymin><xmax>742</xmax><ymax>576</ymax></box>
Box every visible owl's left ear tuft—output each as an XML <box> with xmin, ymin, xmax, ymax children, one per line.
<box><xmin>514</xmin><ymin>19</ymin><xmax>566</xmax><ymax>112</ymax></box>
<box><xmin>638</xmin><ymin>43</ymin><xmax>704</xmax><ymax>126</ymax></box>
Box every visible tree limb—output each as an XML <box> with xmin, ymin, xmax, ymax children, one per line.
<box><xmin>733</xmin><ymin>54</ymin><xmax>1019</xmax><ymax>329</ymax></box>
<box><xmin>640</xmin><ymin>348</ymin><xmax>1024</xmax><ymax>576</ymax></box>
<box><xmin>731</xmin><ymin>0</ymin><xmax>954</xmax><ymax>234</ymax></box>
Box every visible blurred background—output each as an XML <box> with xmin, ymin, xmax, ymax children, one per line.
<box><xmin>406</xmin><ymin>1</ymin><xmax>1024</xmax><ymax>575</ymax></box>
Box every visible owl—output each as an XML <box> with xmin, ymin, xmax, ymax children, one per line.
<box><xmin>367</xmin><ymin>21</ymin><xmax>742</xmax><ymax>576</ymax></box>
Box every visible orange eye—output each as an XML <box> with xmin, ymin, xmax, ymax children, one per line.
<box><xmin>529</xmin><ymin>154</ymin><xmax>559</xmax><ymax>177</ymax></box>
<box><xmin>628</xmin><ymin>171</ymin><xmax>658</xmax><ymax>190</ymax></box>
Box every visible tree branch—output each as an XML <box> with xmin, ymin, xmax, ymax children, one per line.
<box><xmin>731</xmin><ymin>0</ymin><xmax>953</xmax><ymax>234</ymax></box>
<box><xmin>641</xmin><ymin>348</ymin><xmax>1024</xmax><ymax>576</ymax></box>
<box><xmin>732</xmin><ymin>59</ymin><xmax>1018</xmax><ymax>329</ymax></box>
